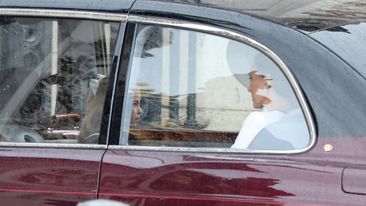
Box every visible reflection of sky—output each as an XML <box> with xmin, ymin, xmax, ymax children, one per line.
<box><xmin>129</xmin><ymin>29</ymin><xmax>259</xmax><ymax>96</ymax></box>
<box><xmin>0</xmin><ymin>147</ymin><xmax>105</xmax><ymax>161</ymax></box>
<box><xmin>311</xmin><ymin>22</ymin><xmax>366</xmax><ymax>78</ymax></box>
<box><xmin>104</xmin><ymin>151</ymin><xmax>188</xmax><ymax>169</ymax></box>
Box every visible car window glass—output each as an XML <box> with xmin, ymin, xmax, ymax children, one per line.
<box><xmin>0</xmin><ymin>17</ymin><xmax>119</xmax><ymax>144</ymax></box>
<box><xmin>121</xmin><ymin>24</ymin><xmax>310</xmax><ymax>151</ymax></box>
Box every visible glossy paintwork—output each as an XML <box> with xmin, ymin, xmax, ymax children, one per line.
<box><xmin>0</xmin><ymin>1</ymin><xmax>365</xmax><ymax>206</ymax></box>
<box><xmin>99</xmin><ymin>137</ymin><xmax>366</xmax><ymax>205</ymax></box>
<box><xmin>0</xmin><ymin>147</ymin><xmax>106</xmax><ymax>206</ymax></box>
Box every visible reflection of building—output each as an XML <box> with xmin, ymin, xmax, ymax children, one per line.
<box><xmin>197</xmin><ymin>76</ymin><xmax>252</xmax><ymax>132</ymax></box>
<box><xmin>141</xmin><ymin>74</ymin><xmax>252</xmax><ymax>132</ymax></box>
<box><xmin>202</xmin><ymin>0</ymin><xmax>366</xmax><ymax>31</ymax></box>
<box><xmin>137</xmin><ymin>28</ymin><xmax>255</xmax><ymax>133</ymax></box>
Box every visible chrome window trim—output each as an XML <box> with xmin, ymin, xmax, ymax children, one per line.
<box><xmin>0</xmin><ymin>142</ymin><xmax>107</xmax><ymax>149</ymax></box>
<box><xmin>108</xmin><ymin>145</ymin><xmax>257</xmax><ymax>154</ymax></box>
<box><xmin>115</xmin><ymin>15</ymin><xmax>316</xmax><ymax>155</ymax></box>
<box><xmin>0</xmin><ymin>8</ymin><xmax>125</xmax><ymax>149</ymax></box>
<box><xmin>0</xmin><ymin>8</ymin><xmax>126</xmax><ymax>21</ymax></box>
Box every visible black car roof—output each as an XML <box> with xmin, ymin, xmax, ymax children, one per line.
<box><xmin>134</xmin><ymin>0</ymin><xmax>366</xmax><ymax>32</ymax></box>
<box><xmin>0</xmin><ymin>0</ymin><xmax>136</xmax><ymax>13</ymax></box>
<box><xmin>0</xmin><ymin>0</ymin><xmax>365</xmax><ymax>32</ymax></box>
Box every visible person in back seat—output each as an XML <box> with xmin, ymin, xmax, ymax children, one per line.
<box><xmin>79</xmin><ymin>78</ymin><xmax>142</xmax><ymax>144</ymax></box>
<box><xmin>227</xmin><ymin>40</ymin><xmax>309</xmax><ymax>150</ymax></box>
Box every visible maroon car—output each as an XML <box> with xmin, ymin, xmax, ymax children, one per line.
<box><xmin>0</xmin><ymin>0</ymin><xmax>366</xmax><ymax>205</ymax></box>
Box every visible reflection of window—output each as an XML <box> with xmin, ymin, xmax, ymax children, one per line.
<box><xmin>0</xmin><ymin>17</ymin><xmax>119</xmax><ymax>144</ymax></box>
<box><xmin>122</xmin><ymin>24</ymin><xmax>310</xmax><ymax>151</ymax></box>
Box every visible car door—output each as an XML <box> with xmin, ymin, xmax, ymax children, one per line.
<box><xmin>0</xmin><ymin>9</ymin><xmax>126</xmax><ymax>206</ymax></box>
<box><xmin>96</xmin><ymin>14</ymin><xmax>321</xmax><ymax>205</ymax></box>
<box><xmin>96</xmin><ymin>1</ymin><xmax>366</xmax><ymax>206</ymax></box>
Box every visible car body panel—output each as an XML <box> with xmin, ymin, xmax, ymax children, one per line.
<box><xmin>0</xmin><ymin>1</ymin><xmax>364</xmax><ymax>206</ymax></box>
<box><xmin>0</xmin><ymin>147</ymin><xmax>105</xmax><ymax>206</ymax></box>
<box><xmin>99</xmin><ymin>137</ymin><xmax>366</xmax><ymax>205</ymax></box>
<box><xmin>310</xmin><ymin>22</ymin><xmax>366</xmax><ymax>78</ymax></box>
<box><xmin>99</xmin><ymin>136</ymin><xmax>366</xmax><ymax>205</ymax></box>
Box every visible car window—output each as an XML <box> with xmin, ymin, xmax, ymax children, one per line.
<box><xmin>0</xmin><ymin>17</ymin><xmax>119</xmax><ymax>144</ymax></box>
<box><xmin>120</xmin><ymin>24</ymin><xmax>310</xmax><ymax>151</ymax></box>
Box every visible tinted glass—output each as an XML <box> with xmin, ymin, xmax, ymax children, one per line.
<box><xmin>0</xmin><ymin>17</ymin><xmax>119</xmax><ymax>144</ymax></box>
<box><xmin>121</xmin><ymin>25</ymin><xmax>310</xmax><ymax>151</ymax></box>
<box><xmin>310</xmin><ymin>22</ymin><xmax>366</xmax><ymax>78</ymax></box>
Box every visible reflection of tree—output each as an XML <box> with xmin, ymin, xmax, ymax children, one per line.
<box><xmin>284</xmin><ymin>18</ymin><xmax>347</xmax><ymax>32</ymax></box>
<box><xmin>44</xmin><ymin>199</ymin><xmax>77</xmax><ymax>206</ymax></box>
<box><xmin>325</xmin><ymin>26</ymin><xmax>350</xmax><ymax>33</ymax></box>
<box><xmin>139</xmin><ymin>89</ymin><xmax>162</xmax><ymax>126</ymax></box>
<box><xmin>182</xmin><ymin>0</ymin><xmax>202</xmax><ymax>3</ymax></box>
<box><xmin>138</xmin><ymin>26</ymin><xmax>170</xmax><ymax>58</ymax></box>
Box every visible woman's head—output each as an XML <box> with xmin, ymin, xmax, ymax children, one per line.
<box><xmin>227</xmin><ymin>40</ymin><xmax>299</xmax><ymax>112</ymax></box>
<box><xmin>246</xmin><ymin>69</ymin><xmax>292</xmax><ymax>112</ymax></box>
<box><xmin>130</xmin><ymin>88</ymin><xmax>142</xmax><ymax>127</ymax></box>
<box><xmin>246</xmin><ymin>71</ymin><xmax>272</xmax><ymax>109</ymax></box>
